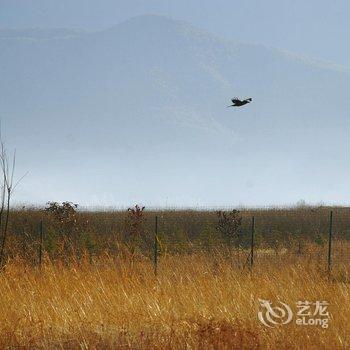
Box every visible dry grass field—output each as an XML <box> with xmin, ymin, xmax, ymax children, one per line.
<box><xmin>0</xmin><ymin>206</ymin><xmax>349</xmax><ymax>348</ymax></box>
<box><xmin>0</xmin><ymin>248</ymin><xmax>349</xmax><ymax>349</ymax></box>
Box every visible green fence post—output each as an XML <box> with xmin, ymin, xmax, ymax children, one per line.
<box><xmin>250</xmin><ymin>216</ymin><xmax>255</xmax><ymax>269</ymax></box>
<box><xmin>154</xmin><ymin>216</ymin><xmax>158</xmax><ymax>276</ymax></box>
<box><xmin>39</xmin><ymin>220</ymin><xmax>44</xmax><ymax>267</ymax></box>
<box><xmin>327</xmin><ymin>211</ymin><xmax>333</xmax><ymax>274</ymax></box>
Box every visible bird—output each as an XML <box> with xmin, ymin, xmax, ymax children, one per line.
<box><xmin>228</xmin><ymin>97</ymin><xmax>252</xmax><ymax>107</ymax></box>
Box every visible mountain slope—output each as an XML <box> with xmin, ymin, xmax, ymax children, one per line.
<box><xmin>1</xmin><ymin>15</ymin><xmax>349</xmax><ymax>206</ymax></box>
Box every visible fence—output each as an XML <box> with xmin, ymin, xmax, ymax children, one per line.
<box><xmin>151</xmin><ymin>209</ymin><xmax>350</xmax><ymax>276</ymax></box>
<box><xmin>4</xmin><ymin>207</ymin><xmax>350</xmax><ymax>276</ymax></box>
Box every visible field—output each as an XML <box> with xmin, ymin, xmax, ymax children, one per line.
<box><xmin>0</xmin><ymin>206</ymin><xmax>349</xmax><ymax>349</ymax></box>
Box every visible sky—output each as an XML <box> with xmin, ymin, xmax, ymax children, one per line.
<box><xmin>1</xmin><ymin>1</ymin><xmax>350</xmax><ymax>208</ymax></box>
<box><xmin>1</xmin><ymin>0</ymin><xmax>350</xmax><ymax>66</ymax></box>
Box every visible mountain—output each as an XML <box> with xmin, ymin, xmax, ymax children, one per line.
<box><xmin>1</xmin><ymin>15</ymin><xmax>349</xmax><ymax>206</ymax></box>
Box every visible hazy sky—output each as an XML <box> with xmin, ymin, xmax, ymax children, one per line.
<box><xmin>1</xmin><ymin>0</ymin><xmax>349</xmax><ymax>66</ymax></box>
<box><xmin>1</xmin><ymin>1</ymin><xmax>350</xmax><ymax>208</ymax></box>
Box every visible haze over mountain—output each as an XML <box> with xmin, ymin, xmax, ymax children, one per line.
<box><xmin>1</xmin><ymin>15</ymin><xmax>349</xmax><ymax>207</ymax></box>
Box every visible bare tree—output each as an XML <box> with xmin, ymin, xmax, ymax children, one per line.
<box><xmin>0</xmin><ymin>138</ymin><xmax>26</xmax><ymax>268</ymax></box>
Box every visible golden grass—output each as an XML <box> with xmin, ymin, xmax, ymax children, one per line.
<box><xmin>0</xmin><ymin>252</ymin><xmax>349</xmax><ymax>349</ymax></box>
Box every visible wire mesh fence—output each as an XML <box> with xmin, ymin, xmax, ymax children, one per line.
<box><xmin>4</xmin><ymin>207</ymin><xmax>350</xmax><ymax>277</ymax></box>
<box><xmin>152</xmin><ymin>208</ymin><xmax>350</xmax><ymax>276</ymax></box>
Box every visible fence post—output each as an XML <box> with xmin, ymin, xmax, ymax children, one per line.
<box><xmin>250</xmin><ymin>216</ymin><xmax>255</xmax><ymax>269</ymax></box>
<box><xmin>327</xmin><ymin>211</ymin><xmax>333</xmax><ymax>274</ymax></box>
<box><xmin>39</xmin><ymin>220</ymin><xmax>44</xmax><ymax>267</ymax></box>
<box><xmin>154</xmin><ymin>215</ymin><xmax>158</xmax><ymax>276</ymax></box>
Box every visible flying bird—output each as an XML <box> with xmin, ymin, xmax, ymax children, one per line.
<box><xmin>228</xmin><ymin>97</ymin><xmax>252</xmax><ymax>107</ymax></box>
